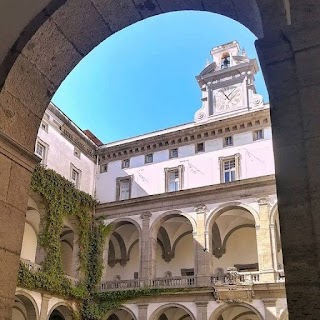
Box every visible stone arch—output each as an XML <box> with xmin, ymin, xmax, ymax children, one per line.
<box><xmin>149</xmin><ymin>303</ymin><xmax>196</xmax><ymax>320</ymax></box>
<box><xmin>106</xmin><ymin>306</ymin><xmax>138</xmax><ymax>320</ymax></box>
<box><xmin>270</xmin><ymin>202</ymin><xmax>278</xmax><ymax>226</ymax></box>
<box><xmin>13</xmin><ymin>290</ymin><xmax>40</xmax><ymax>320</ymax></box>
<box><xmin>206</xmin><ymin>202</ymin><xmax>260</xmax><ymax>233</ymax></box>
<box><xmin>221</xmin><ymin>224</ymin><xmax>255</xmax><ymax>252</ymax></box>
<box><xmin>209</xmin><ymin>302</ymin><xmax>264</xmax><ymax>320</ymax></box>
<box><xmin>150</xmin><ymin>210</ymin><xmax>196</xmax><ymax>237</ymax></box>
<box><xmin>47</xmin><ymin>302</ymin><xmax>74</xmax><ymax>320</ymax></box>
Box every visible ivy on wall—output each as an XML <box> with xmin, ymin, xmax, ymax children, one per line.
<box><xmin>17</xmin><ymin>165</ymin><xmax>191</xmax><ymax>319</ymax></box>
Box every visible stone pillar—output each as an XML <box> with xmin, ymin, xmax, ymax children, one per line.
<box><xmin>140</xmin><ymin>212</ymin><xmax>152</xmax><ymax>282</ymax></box>
<box><xmin>0</xmin><ymin>133</ymin><xmax>38</xmax><ymax>319</ymax></box>
<box><xmin>194</xmin><ymin>205</ymin><xmax>211</xmax><ymax>287</ymax></box>
<box><xmin>138</xmin><ymin>303</ymin><xmax>148</xmax><ymax>320</ymax></box>
<box><xmin>39</xmin><ymin>294</ymin><xmax>51</xmax><ymax>320</ymax></box>
<box><xmin>256</xmin><ymin>22</ymin><xmax>320</xmax><ymax>319</ymax></box>
<box><xmin>196</xmin><ymin>301</ymin><xmax>208</xmax><ymax>320</ymax></box>
<box><xmin>262</xmin><ymin>299</ymin><xmax>277</xmax><ymax>320</ymax></box>
<box><xmin>269</xmin><ymin>223</ymin><xmax>279</xmax><ymax>270</ymax></box>
<box><xmin>256</xmin><ymin>198</ymin><xmax>275</xmax><ymax>282</ymax></box>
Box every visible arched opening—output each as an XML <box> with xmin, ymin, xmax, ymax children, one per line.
<box><xmin>20</xmin><ymin>197</ymin><xmax>41</xmax><ymax>264</ymax></box>
<box><xmin>209</xmin><ymin>206</ymin><xmax>258</xmax><ymax>282</ymax></box>
<box><xmin>105</xmin><ymin>221</ymin><xmax>140</xmax><ymax>288</ymax></box>
<box><xmin>150</xmin><ymin>304</ymin><xmax>195</xmax><ymax>320</ymax></box>
<box><xmin>60</xmin><ymin>226</ymin><xmax>75</xmax><ymax>277</ymax></box>
<box><xmin>11</xmin><ymin>294</ymin><xmax>38</xmax><ymax>320</ymax></box>
<box><xmin>107</xmin><ymin>308</ymin><xmax>136</xmax><ymax>320</ymax></box>
<box><xmin>48</xmin><ymin>305</ymin><xmax>73</xmax><ymax>320</ymax></box>
<box><xmin>152</xmin><ymin>213</ymin><xmax>194</xmax><ymax>285</ymax></box>
<box><xmin>210</xmin><ymin>304</ymin><xmax>263</xmax><ymax>320</ymax></box>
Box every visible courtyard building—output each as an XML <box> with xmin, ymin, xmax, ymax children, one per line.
<box><xmin>13</xmin><ymin>42</ymin><xmax>288</xmax><ymax>320</ymax></box>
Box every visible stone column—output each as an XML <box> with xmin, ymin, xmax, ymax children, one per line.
<box><xmin>255</xmin><ymin>198</ymin><xmax>275</xmax><ymax>282</ymax></box>
<box><xmin>196</xmin><ymin>301</ymin><xmax>208</xmax><ymax>320</ymax></box>
<box><xmin>140</xmin><ymin>212</ymin><xmax>152</xmax><ymax>282</ymax></box>
<box><xmin>194</xmin><ymin>205</ymin><xmax>211</xmax><ymax>287</ymax></box>
<box><xmin>256</xmin><ymin>22</ymin><xmax>320</xmax><ymax>319</ymax></box>
<box><xmin>269</xmin><ymin>223</ymin><xmax>279</xmax><ymax>270</ymax></box>
<box><xmin>138</xmin><ymin>303</ymin><xmax>148</xmax><ymax>320</ymax></box>
<box><xmin>0</xmin><ymin>132</ymin><xmax>38</xmax><ymax>319</ymax></box>
<box><xmin>39</xmin><ymin>294</ymin><xmax>51</xmax><ymax>320</ymax></box>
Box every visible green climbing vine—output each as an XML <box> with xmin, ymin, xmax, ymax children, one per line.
<box><xmin>17</xmin><ymin>165</ymin><xmax>192</xmax><ymax>319</ymax></box>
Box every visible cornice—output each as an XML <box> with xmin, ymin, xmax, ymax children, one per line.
<box><xmin>97</xmin><ymin>109</ymin><xmax>270</xmax><ymax>164</ymax></box>
<box><xmin>96</xmin><ymin>175</ymin><xmax>276</xmax><ymax>217</ymax></box>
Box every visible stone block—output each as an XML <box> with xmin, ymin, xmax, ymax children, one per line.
<box><xmin>91</xmin><ymin>0</ymin><xmax>141</xmax><ymax>33</ymax></box>
<box><xmin>52</xmin><ymin>0</ymin><xmax>113</xmax><ymax>56</ymax></box>
<box><xmin>0</xmin><ymin>202</ymin><xmax>25</xmax><ymax>254</ymax></box>
<box><xmin>22</xmin><ymin>18</ymin><xmax>82</xmax><ymax>87</ymax></box>
<box><xmin>133</xmin><ymin>0</ymin><xmax>161</xmax><ymax>18</ymax></box>
<box><xmin>0</xmin><ymin>89</ymin><xmax>42</xmax><ymax>152</ymax></box>
<box><xmin>0</xmin><ymin>294</ymin><xmax>15</xmax><ymax>320</ymax></box>
<box><xmin>0</xmin><ymin>248</ymin><xmax>20</xmax><ymax>299</ymax></box>
<box><xmin>0</xmin><ymin>154</ymin><xmax>11</xmax><ymax>202</ymax></box>
<box><xmin>3</xmin><ymin>55</ymin><xmax>54</xmax><ymax>119</ymax></box>
<box><xmin>7</xmin><ymin>162</ymin><xmax>32</xmax><ymax>213</ymax></box>
<box><xmin>157</xmin><ymin>0</ymin><xmax>203</xmax><ymax>12</ymax></box>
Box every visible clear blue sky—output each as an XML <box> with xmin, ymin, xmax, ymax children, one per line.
<box><xmin>52</xmin><ymin>11</ymin><xmax>268</xmax><ymax>144</ymax></box>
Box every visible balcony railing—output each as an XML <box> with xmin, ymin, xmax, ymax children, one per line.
<box><xmin>100</xmin><ymin>270</ymin><xmax>285</xmax><ymax>291</ymax></box>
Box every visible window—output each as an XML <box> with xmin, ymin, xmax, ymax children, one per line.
<box><xmin>74</xmin><ymin>147</ymin><xmax>81</xmax><ymax>159</ymax></box>
<box><xmin>100</xmin><ymin>164</ymin><xmax>108</xmax><ymax>173</ymax></box>
<box><xmin>224</xmin><ymin>136</ymin><xmax>233</xmax><ymax>147</ymax></box>
<box><xmin>169</xmin><ymin>148</ymin><xmax>178</xmax><ymax>159</ymax></box>
<box><xmin>122</xmin><ymin>159</ymin><xmax>130</xmax><ymax>169</ymax></box>
<box><xmin>219</xmin><ymin>154</ymin><xmax>240</xmax><ymax>183</ymax></box>
<box><xmin>253</xmin><ymin>129</ymin><xmax>264</xmax><ymax>141</ymax></box>
<box><xmin>35</xmin><ymin>141</ymin><xmax>47</xmax><ymax>164</ymax></box>
<box><xmin>41</xmin><ymin>121</ymin><xmax>48</xmax><ymax>132</ymax></box>
<box><xmin>145</xmin><ymin>154</ymin><xmax>153</xmax><ymax>164</ymax></box>
<box><xmin>221</xmin><ymin>53</ymin><xmax>231</xmax><ymax>69</ymax></box>
<box><xmin>196</xmin><ymin>142</ymin><xmax>205</xmax><ymax>153</ymax></box>
<box><xmin>165</xmin><ymin>165</ymin><xmax>184</xmax><ymax>192</ymax></box>
<box><xmin>70</xmin><ymin>166</ymin><xmax>81</xmax><ymax>188</ymax></box>
<box><xmin>116</xmin><ymin>176</ymin><xmax>132</xmax><ymax>200</ymax></box>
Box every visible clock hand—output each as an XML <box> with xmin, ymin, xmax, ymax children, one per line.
<box><xmin>222</xmin><ymin>91</ymin><xmax>230</xmax><ymax>101</ymax></box>
<box><xmin>227</xmin><ymin>87</ymin><xmax>238</xmax><ymax>99</ymax></box>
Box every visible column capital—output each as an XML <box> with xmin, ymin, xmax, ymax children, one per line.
<box><xmin>262</xmin><ymin>298</ymin><xmax>277</xmax><ymax>307</ymax></box>
<box><xmin>195</xmin><ymin>301</ymin><xmax>208</xmax><ymax>307</ymax></box>
<box><xmin>257</xmin><ymin>197</ymin><xmax>270</xmax><ymax>206</ymax></box>
<box><xmin>194</xmin><ymin>204</ymin><xmax>207</xmax><ymax>214</ymax></box>
<box><xmin>140</xmin><ymin>211</ymin><xmax>152</xmax><ymax>220</ymax></box>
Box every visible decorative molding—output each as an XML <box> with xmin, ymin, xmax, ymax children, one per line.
<box><xmin>257</xmin><ymin>197</ymin><xmax>270</xmax><ymax>205</ymax></box>
<box><xmin>140</xmin><ymin>211</ymin><xmax>152</xmax><ymax>220</ymax></box>
<box><xmin>97</xmin><ymin>109</ymin><xmax>270</xmax><ymax>164</ymax></box>
<box><xmin>194</xmin><ymin>204</ymin><xmax>207</xmax><ymax>213</ymax></box>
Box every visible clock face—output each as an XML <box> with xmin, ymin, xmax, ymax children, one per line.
<box><xmin>213</xmin><ymin>86</ymin><xmax>242</xmax><ymax>113</ymax></box>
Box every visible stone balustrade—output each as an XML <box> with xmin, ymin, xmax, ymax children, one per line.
<box><xmin>100</xmin><ymin>270</ymin><xmax>285</xmax><ymax>292</ymax></box>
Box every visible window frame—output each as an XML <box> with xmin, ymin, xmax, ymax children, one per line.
<box><xmin>116</xmin><ymin>176</ymin><xmax>133</xmax><ymax>201</ymax></box>
<box><xmin>122</xmin><ymin>158</ymin><xmax>130</xmax><ymax>169</ymax></box>
<box><xmin>35</xmin><ymin>139</ymin><xmax>48</xmax><ymax>165</ymax></box>
<box><xmin>70</xmin><ymin>164</ymin><xmax>81</xmax><ymax>188</ymax></box>
<box><xmin>195</xmin><ymin>142</ymin><xmax>205</xmax><ymax>153</ymax></box>
<box><xmin>219</xmin><ymin>154</ymin><xmax>240</xmax><ymax>183</ymax></box>
<box><xmin>164</xmin><ymin>165</ymin><xmax>184</xmax><ymax>192</ymax></box>
<box><xmin>40</xmin><ymin>121</ymin><xmax>48</xmax><ymax>133</ymax></box>
<box><xmin>100</xmin><ymin>163</ymin><xmax>108</xmax><ymax>173</ymax></box>
<box><xmin>169</xmin><ymin>148</ymin><xmax>179</xmax><ymax>159</ymax></box>
<box><xmin>73</xmin><ymin>146</ymin><xmax>81</xmax><ymax>159</ymax></box>
<box><xmin>253</xmin><ymin>129</ymin><xmax>264</xmax><ymax>141</ymax></box>
<box><xmin>223</xmin><ymin>136</ymin><xmax>233</xmax><ymax>147</ymax></box>
<box><xmin>145</xmin><ymin>153</ymin><xmax>153</xmax><ymax>164</ymax></box>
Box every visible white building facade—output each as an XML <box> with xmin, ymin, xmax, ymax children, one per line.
<box><xmin>13</xmin><ymin>41</ymin><xmax>287</xmax><ymax>320</ymax></box>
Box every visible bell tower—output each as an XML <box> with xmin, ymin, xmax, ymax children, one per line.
<box><xmin>194</xmin><ymin>41</ymin><xmax>264</xmax><ymax>123</ymax></box>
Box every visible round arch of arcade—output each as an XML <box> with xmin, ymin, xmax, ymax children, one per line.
<box><xmin>209</xmin><ymin>302</ymin><xmax>264</xmax><ymax>320</ymax></box>
<box><xmin>205</xmin><ymin>202</ymin><xmax>261</xmax><ymax>233</ymax></box>
<box><xmin>269</xmin><ymin>202</ymin><xmax>279</xmax><ymax>226</ymax></box>
<box><xmin>14</xmin><ymin>290</ymin><xmax>40</xmax><ymax>320</ymax></box>
<box><xmin>105</xmin><ymin>306</ymin><xmax>138</xmax><ymax>320</ymax></box>
<box><xmin>149</xmin><ymin>303</ymin><xmax>196</xmax><ymax>320</ymax></box>
<box><xmin>47</xmin><ymin>302</ymin><xmax>74</xmax><ymax>320</ymax></box>
<box><xmin>150</xmin><ymin>210</ymin><xmax>197</xmax><ymax>237</ymax></box>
